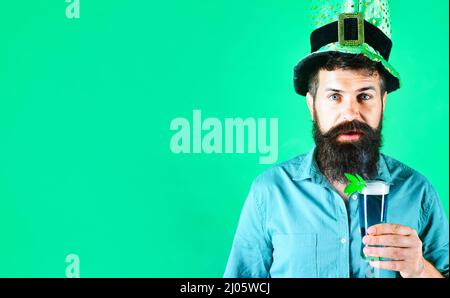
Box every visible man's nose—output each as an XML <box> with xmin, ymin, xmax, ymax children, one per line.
<box><xmin>341</xmin><ymin>98</ymin><xmax>360</xmax><ymax>121</ymax></box>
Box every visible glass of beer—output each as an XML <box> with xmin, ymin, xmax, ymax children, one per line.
<box><xmin>357</xmin><ymin>180</ymin><xmax>390</xmax><ymax>262</ymax></box>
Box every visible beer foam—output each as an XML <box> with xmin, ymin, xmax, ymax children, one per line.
<box><xmin>362</xmin><ymin>181</ymin><xmax>390</xmax><ymax>195</ymax></box>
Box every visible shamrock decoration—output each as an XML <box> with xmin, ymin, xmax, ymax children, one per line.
<box><xmin>344</xmin><ymin>173</ymin><xmax>367</xmax><ymax>196</ymax></box>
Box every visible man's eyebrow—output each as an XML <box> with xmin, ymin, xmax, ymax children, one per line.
<box><xmin>356</xmin><ymin>86</ymin><xmax>377</xmax><ymax>92</ymax></box>
<box><xmin>323</xmin><ymin>86</ymin><xmax>377</xmax><ymax>93</ymax></box>
<box><xmin>324</xmin><ymin>88</ymin><xmax>343</xmax><ymax>93</ymax></box>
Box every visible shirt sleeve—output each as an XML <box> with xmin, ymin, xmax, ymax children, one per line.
<box><xmin>223</xmin><ymin>178</ymin><xmax>273</xmax><ymax>277</ymax></box>
<box><xmin>419</xmin><ymin>183</ymin><xmax>449</xmax><ymax>278</ymax></box>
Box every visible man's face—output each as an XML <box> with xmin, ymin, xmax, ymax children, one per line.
<box><xmin>305</xmin><ymin>68</ymin><xmax>388</xmax><ymax>183</ymax></box>
<box><xmin>306</xmin><ymin>68</ymin><xmax>386</xmax><ymax>141</ymax></box>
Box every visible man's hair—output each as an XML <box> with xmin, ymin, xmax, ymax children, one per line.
<box><xmin>307</xmin><ymin>52</ymin><xmax>386</xmax><ymax>98</ymax></box>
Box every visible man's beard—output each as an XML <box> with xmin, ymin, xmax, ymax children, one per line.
<box><xmin>313</xmin><ymin>112</ymin><xmax>383</xmax><ymax>184</ymax></box>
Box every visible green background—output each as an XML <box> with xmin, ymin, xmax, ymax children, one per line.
<box><xmin>0</xmin><ymin>0</ymin><xmax>448</xmax><ymax>277</ymax></box>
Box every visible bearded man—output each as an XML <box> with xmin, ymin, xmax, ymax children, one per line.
<box><xmin>223</xmin><ymin>0</ymin><xmax>448</xmax><ymax>278</ymax></box>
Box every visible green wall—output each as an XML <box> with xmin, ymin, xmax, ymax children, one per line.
<box><xmin>0</xmin><ymin>0</ymin><xmax>448</xmax><ymax>277</ymax></box>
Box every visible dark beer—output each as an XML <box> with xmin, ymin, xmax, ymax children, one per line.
<box><xmin>357</xmin><ymin>181</ymin><xmax>389</xmax><ymax>261</ymax></box>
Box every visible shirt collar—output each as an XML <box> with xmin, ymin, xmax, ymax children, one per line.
<box><xmin>374</xmin><ymin>153</ymin><xmax>393</xmax><ymax>185</ymax></box>
<box><xmin>292</xmin><ymin>146</ymin><xmax>393</xmax><ymax>186</ymax></box>
<box><xmin>292</xmin><ymin>146</ymin><xmax>322</xmax><ymax>183</ymax></box>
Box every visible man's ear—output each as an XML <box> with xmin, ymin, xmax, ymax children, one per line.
<box><xmin>306</xmin><ymin>92</ymin><xmax>315</xmax><ymax>120</ymax></box>
<box><xmin>382</xmin><ymin>91</ymin><xmax>387</xmax><ymax>112</ymax></box>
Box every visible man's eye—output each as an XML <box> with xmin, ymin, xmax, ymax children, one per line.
<box><xmin>329</xmin><ymin>94</ymin><xmax>340</xmax><ymax>101</ymax></box>
<box><xmin>358</xmin><ymin>94</ymin><xmax>372</xmax><ymax>101</ymax></box>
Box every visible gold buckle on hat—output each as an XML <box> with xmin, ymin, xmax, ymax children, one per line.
<box><xmin>338</xmin><ymin>13</ymin><xmax>364</xmax><ymax>46</ymax></box>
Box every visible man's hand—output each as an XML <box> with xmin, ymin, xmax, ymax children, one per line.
<box><xmin>362</xmin><ymin>223</ymin><xmax>443</xmax><ymax>278</ymax></box>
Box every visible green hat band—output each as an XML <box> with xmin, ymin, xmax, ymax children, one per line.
<box><xmin>310</xmin><ymin>13</ymin><xmax>392</xmax><ymax>60</ymax></box>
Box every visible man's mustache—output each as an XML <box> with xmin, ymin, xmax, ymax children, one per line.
<box><xmin>322</xmin><ymin>120</ymin><xmax>376</xmax><ymax>139</ymax></box>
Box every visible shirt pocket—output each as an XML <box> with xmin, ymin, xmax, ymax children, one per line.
<box><xmin>270</xmin><ymin>233</ymin><xmax>318</xmax><ymax>277</ymax></box>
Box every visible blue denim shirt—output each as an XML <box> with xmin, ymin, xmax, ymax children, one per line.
<box><xmin>224</xmin><ymin>147</ymin><xmax>449</xmax><ymax>278</ymax></box>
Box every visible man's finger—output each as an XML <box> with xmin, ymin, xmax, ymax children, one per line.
<box><xmin>369</xmin><ymin>260</ymin><xmax>406</xmax><ymax>272</ymax></box>
<box><xmin>368</xmin><ymin>223</ymin><xmax>415</xmax><ymax>236</ymax></box>
<box><xmin>363</xmin><ymin>246</ymin><xmax>411</xmax><ymax>260</ymax></box>
<box><xmin>362</xmin><ymin>234</ymin><xmax>412</xmax><ymax>247</ymax></box>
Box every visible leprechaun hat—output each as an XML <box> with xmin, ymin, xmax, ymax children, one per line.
<box><xmin>294</xmin><ymin>0</ymin><xmax>400</xmax><ymax>96</ymax></box>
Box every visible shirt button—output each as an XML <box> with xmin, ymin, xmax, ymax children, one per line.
<box><xmin>352</xmin><ymin>194</ymin><xmax>358</xmax><ymax>200</ymax></box>
<box><xmin>340</xmin><ymin>237</ymin><xmax>347</xmax><ymax>244</ymax></box>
